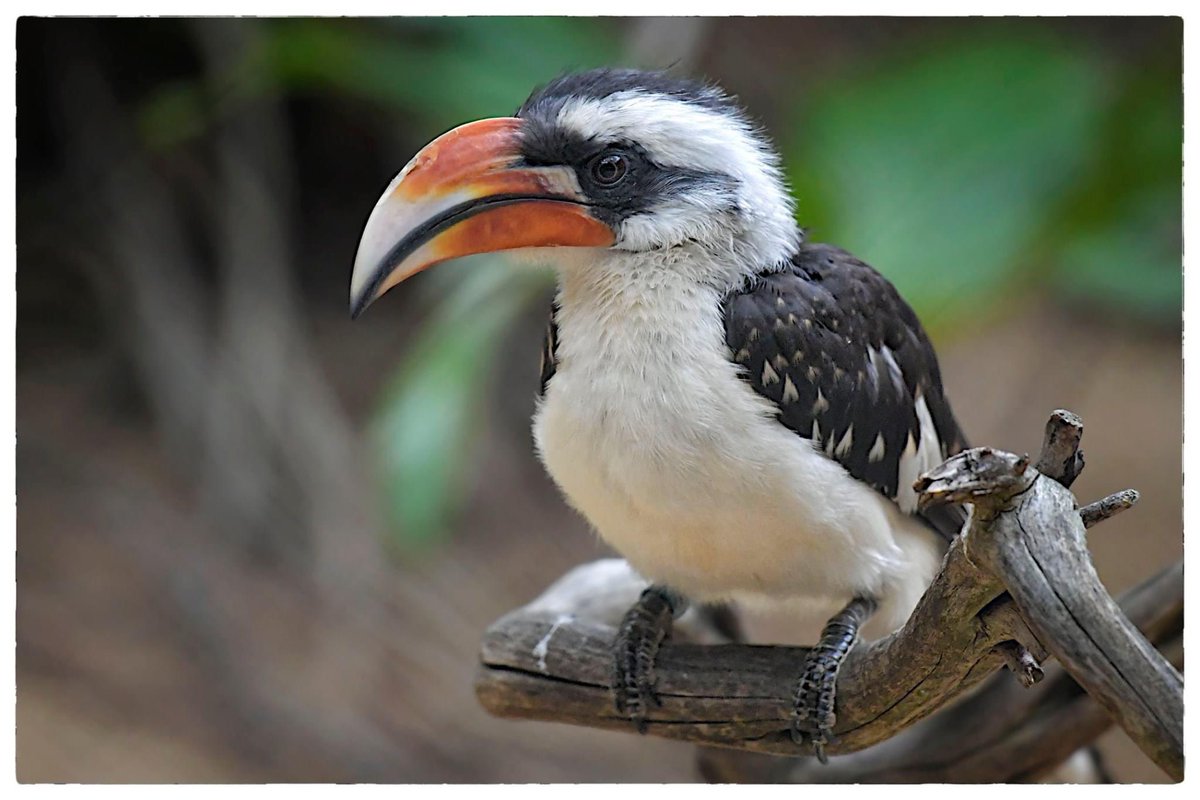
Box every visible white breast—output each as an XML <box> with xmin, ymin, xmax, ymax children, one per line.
<box><xmin>532</xmin><ymin>251</ymin><xmax>942</xmax><ymax>632</ymax></box>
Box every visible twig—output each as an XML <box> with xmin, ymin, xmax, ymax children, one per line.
<box><xmin>1035</xmin><ymin>409</ymin><xmax>1085</xmax><ymax>489</ymax></box>
<box><xmin>1080</xmin><ymin>489</ymin><xmax>1140</xmax><ymax>529</ymax></box>
<box><xmin>995</xmin><ymin>640</ymin><xmax>1045</xmax><ymax>689</ymax></box>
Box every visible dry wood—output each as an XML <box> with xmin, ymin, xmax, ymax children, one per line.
<box><xmin>697</xmin><ymin>561</ymin><xmax>1182</xmax><ymax>783</ymax></box>
<box><xmin>952</xmin><ymin>485</ymin><xmax>1182</xmax><ymax>778</ymax></box>
<box><xmin>919</xmin><ymin>411</ymin><xmax>1182</xmax><ymax>779</ymax></box>
<box><xmin>1080</xmin><ymin>489</ymin><xmax>1140</xmax><ymax>529</ymax></box>
<box><xmin>475</xmin><ymin>411</ymin><xmax>1183</xmax><ymax>781</ymax></box>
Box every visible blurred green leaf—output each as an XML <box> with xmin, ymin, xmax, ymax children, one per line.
<box><xmin>786</xmin><ymin>33</ymin><xmax>1110</xmax><ymax>333</ymax></box>
<box><xmin>265</xmin><ymin>18</ymin><xmax>621</xmax><ymax>130</ymax></box>
<box><xmin>1050</xmin><ymin>186</ymin><xmax>1181</xmax><ymax>322</ymax></box>
<box><xmin>369</xmin><ymin>259</ymin><xmax>551</xmax><ymax>550</ymax></box>
<box><xmin>1042</xmin><ymin>52</ymin><xmax>1181</xmax><ymax>323</ymax></box>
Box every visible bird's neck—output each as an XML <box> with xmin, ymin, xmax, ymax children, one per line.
<box><xmin>736</xmin><ymin>183</ymin><xmax>804</xmax><ymax>277</ymax></box>
<box><xmin>556</xmin><ymin>247</ymin><xmax>711</xmax><ymax>338</ymax></box>
<box><xmin>558</xmin><ymin>220</ymin><xmax>800</xmax><ymax>301</ymax></box>
<box><xmin>549</xmin><ymin>217</ymin><xmax>801</xmax><ymax>372</ymax></box>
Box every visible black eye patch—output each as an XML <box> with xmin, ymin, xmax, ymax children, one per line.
<box><xmin>516</xmin><ymin>115</ymin><xmax>736</xmax><ymax>224</ymax></box>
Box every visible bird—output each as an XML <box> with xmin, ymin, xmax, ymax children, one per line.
<box><xmin>350</xmin><ymin>68</ymin><xmax>968</xmax><ymax>760</ymax></box>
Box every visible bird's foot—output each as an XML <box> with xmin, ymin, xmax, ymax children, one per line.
<box><xmin>790</xmin><ymin>648</ymin><xmax>841</xmax><ymax>762</ymax></box>
<box><xmin>612</xmin><ymin>585</ymin><xmax>688</xmax><ymax>732</ymax></box>
<box><xmin>790</xmin><ymin>597</ymin><xmax>876</xmax><ymax>763</ymax></box>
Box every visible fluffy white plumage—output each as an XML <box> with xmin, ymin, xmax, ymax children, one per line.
<box><xmin>534</xmin><ymin>247</ymin><xmax>943</xmax><ymax>633</ymax></box>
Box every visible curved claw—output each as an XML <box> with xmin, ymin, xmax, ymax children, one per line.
<box><xmin>789</xmin><ymin>726</ymin><xmax>833</xmax><ymax>764</ymax></box>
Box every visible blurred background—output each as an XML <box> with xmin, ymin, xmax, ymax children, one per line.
<box><xmin>15</xmin><ymin>16</ymin><xmax>1181</xmax><ymax>783</ymax></box>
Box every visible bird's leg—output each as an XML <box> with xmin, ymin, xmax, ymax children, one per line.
<box><xmin>791</xmin><ymin>596</ymin><xmax>877</xmax><ymax>763</ymax></box>
<box><xmin>612</xmin><ymin>584</ymin><xmax>689</xmax><ymax>732</ymax></box>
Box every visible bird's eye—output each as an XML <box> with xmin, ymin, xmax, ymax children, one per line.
<box><xmin>589</xmin><ymin>152</ymin><xmax>628</xmax><ymax>186</ymax></box>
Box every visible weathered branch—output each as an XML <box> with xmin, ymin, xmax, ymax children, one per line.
<box><xmin>475</xmin><ymin>412</ymin><xmax>1183</xmax><ymax>781</ymax></box>
<box><xmin>1034</xmin><ymin>408</ymin><xmax>1086</xmax><ymax>489</ymax></box>
<box><xmin>917</xmin><ymin>411</ymin><xmax>1182</xmax><ymax>778</ymax></box>
<box><xmin>697</xmin><ymin>561</ymin><xmax>1182</xmax><ymax>783</ymax></box>
<box><xmin>1080</xmin><ymin>489</ymin><xmax>1140</xmax><ymax>529</ymax></box>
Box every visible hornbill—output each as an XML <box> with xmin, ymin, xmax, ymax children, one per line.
<box><xmin>350</xmin><ymin>68</ymin><xmax>968</xmax><ymax>760</ymax></box>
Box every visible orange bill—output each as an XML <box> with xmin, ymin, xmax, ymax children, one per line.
<box><xmin>350</xmin><ymin>117</ymin><xmax>615</xmax><ymax>317</ymax></box>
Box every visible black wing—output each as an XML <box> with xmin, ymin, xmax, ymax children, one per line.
<box><xmin>723</xmin><ymin>243</ymin><xmax>968</xmax><ymax>541</ymax></box>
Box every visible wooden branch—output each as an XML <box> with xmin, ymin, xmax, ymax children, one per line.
<box><xmin>479</xmin><ymin>538</ymin><xmax>1011</xmax><ymax>755</ymax></box>
<box><xmin>475</xmin><ymin>561</ymin><xmax>1179</xmax><ymax>766</ymax></box>
<box><xmin>475</xmin><ymin>411</ymin><xmax>1183</xmax><ymax>780</ymax></box>
<box><xmin>1080</xmin><ymin>489</ymin><xmax>1140</xmax><ymax>529</ymax></box>
<box><xmin>918</xmin><ymin>412</ymin><xmax>1182</xmax><ymax>779</ymax></box>
<box><xmin>697</xmin><ymin>561</ymin><xmax>1182</xmax><ymax>783</ymax></box>
<box><xmin>1035</xmin><ymin>408</ymin><xmax>1085</xmax><ymax>489</ymax></box>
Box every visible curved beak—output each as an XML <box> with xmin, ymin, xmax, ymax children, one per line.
<box><xmin>350</xmin><ymin>117</ymin><xmax>614</xmax><ymax>318</ymax></box>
